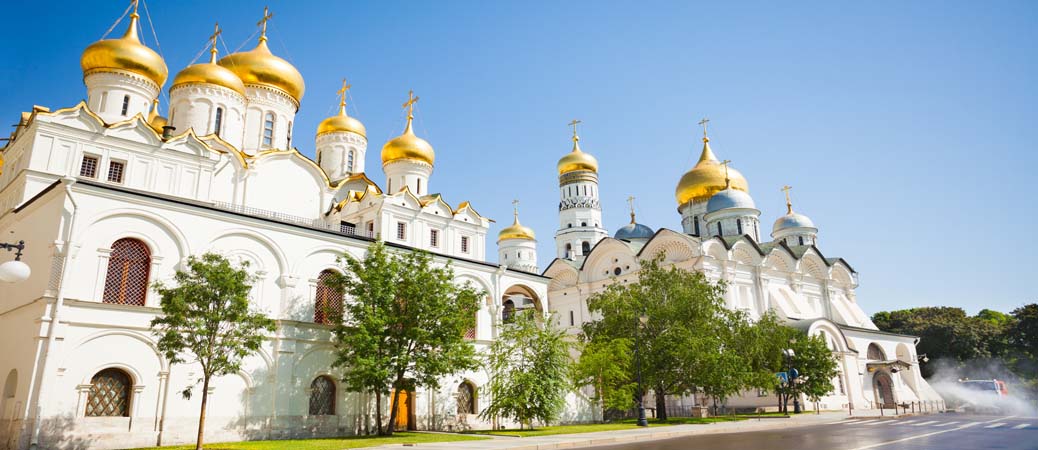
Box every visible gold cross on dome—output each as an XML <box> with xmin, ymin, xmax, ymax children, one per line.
<box><xmin>698</xmin><ymin>117</ymin><xmax>710</xmax><ymax>138</ymax></box>
<box><xmin>782</xmin><ymin>185</ymin><xmax>794</xmax><ymax>213</ymax></box>
<box><xmin>337</xmin><ymin>78</ymin><xmax>352</xmax><ymax>109</ymax></box>
<box><xmin>258</xmin><ymin>6</ymin><xmax>274</xmax><ymax>39</ymax></box>
<box><xmin>512</xmin><ymin>199</ymin><xmax>520</xmax><ymax>219</ymax></box>
<box><xmin>208</xmin><ymin>23</ymin><xmax>222</xmax><ymax>61</ymax></box>
<box><xmin>403</xmin><ymin>90</ymin><xmax>419</xmax><ymax>118</ymax></box>
<box><xmin>568</xmin><ymin>119</ymin><xmax>581</xmax><ymax>136</ymax></box>
<box><xmin>719</xmin><ymin>159</ymin><xmax>732</xmax><ymax>188</ymax></box>
<box><xmin>130</xmin><ymin>0</ymin><xmax>139</xmax><ymax>15</ymax></box>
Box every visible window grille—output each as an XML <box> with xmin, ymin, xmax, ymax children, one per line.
<box><xmin>347</xmin><ymin>150</ymin><xmax>355</xmax><ymax>172</ymax></box>
<box><xmin>430</xmin><ymin>229</ymin><xmax>439</xmax><ymax>248</ymax></box>
<box><xmin>86</xmin><ymin>368</ymin><xmax>131</xmax><ymax>417</ymax></box>
<box><xmin>262</xmin><ymin>112</ymin><xmax>274</xmax><ymax>147</ymax></box>
<box><xmin>102</xmin><ymin>238</ymin><xmax>151</xmax><ymax>306</ymax></box>
<box><xmin>121</xmin><ymin>95</ymin><xmax>130</xmax><ymax>116</ymax></box>
<box><xmin>107</xmin><ymin>160</ymin><xmax>125</xmax><ymax>183</ymax></box>
<box><xmin>309</xmin><ymin>376</ymin><xmax>336</xmax><ymax>416</ymax></box>
<box><xmin>456</xmin><ymin>382</ymin><xmax>475</xmax><ymax>415</ymax></box>
<box><xmin>397</xmin><ymin>222</ymin><xmax>406</xmax><ymax>240</ymax></box>
<box><xmin>214</xmin><ymin>107</ymin><xmax>224</xmax><ymax>137</ymax></box>
<box><xmin>80</xmin><ymin>155</ymin><xmax>99</xmax><ymax>178</ymax></box>
<box><xmin>461</xmin><ymin>236</ymin><xmax>469</xmax><ymax>253</ymax></box>
<box><xmin>314</xmin><ymin>270</ymin><xmax>343</xmax><ymax>324</ymax></box>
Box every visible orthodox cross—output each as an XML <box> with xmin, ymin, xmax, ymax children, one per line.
<box><xmin>781</xmin><ymin>185</ymin><xmax>794</xmax><ymax>213</ymax></box>
<box><xmin>257</xmin><ymin>6</ymin><xmax>274</xmax><ymax>40</ymax></box>
<box><xmin>403</xmin><ymin>90</ymin><xmax>419</xmax><ymax>118</ymax></box>
<box><xmin>720</xmin><ymin>159</ymin><xmax>732</xmax><ymax>188</ymax></box>
<box><xmin>627</xmin><ymin>195</ymin><xmax>636</xmax><ymax>223</ymax></box>
<box><xmin>130</xmin><ymin>0</ymin><xmax>139</xmax><ymax>15</ymax></box>
<box><xmin>512</xmin><ymin>199</ymin><xmax>520</xmax><ymax>220</ymax></box>
<box><xmin>208</xmin><ymin>23</ymin><xmax>222</xmax><ymax>62</ymax></box>
<box><xmin>337</xmin><ymin>78</ymin><xmax>352</xmax><ymax>110</ymax></box>
<box><xmin>698</xmin><ymin>117</ymin><xmax>710</xmax><ymax>138</ymax></box>
<box><xmin>568</xmin><ymin>119</ymin><xmax>582</xmax><ymax>142</ymax></box>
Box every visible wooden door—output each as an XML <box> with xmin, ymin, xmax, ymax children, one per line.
<box><xmin>393</xmin><ymin>390</ymin><xmax>412</xmax><ymax>431</ymax></box>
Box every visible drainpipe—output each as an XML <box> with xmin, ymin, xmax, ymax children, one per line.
<box><xmin>29</xmin><ymin>177</ymin><xmax>78</xmax><ymax>449</ymax></box>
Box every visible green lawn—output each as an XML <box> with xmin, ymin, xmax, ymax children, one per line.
<box><xmin>127</xmin><ymin>432</ymin><xmax>488</xmax><ymax>450</ymax></box>
<box><xmin>465</xmin><ymin>417</ymin><xmax>745</xmax><ymax>438</ymax></box>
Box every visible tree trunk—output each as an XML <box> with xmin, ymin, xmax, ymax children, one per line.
<box><xmin>195</xmin><ymin>375</ymin><xmax>211</xmax><ymax>450</ymax></box>
<box><xmin>654</xmin><ymin>388</ymin><xmax>667</xmax><ymax>421</ymax></box>
<box><xmin>374</xmin><ymin>390</ymin><xmax>383</xmax><ymax>436</ymax></box>
<box><xmin>385</xmin><ymin>387</ymin><xmax>401</xmax><ymax>436</ymax></box>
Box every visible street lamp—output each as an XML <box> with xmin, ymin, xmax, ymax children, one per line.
<box><xmin>782</xmin><ymin>348</ymin><xmax>801</xmax><ymax>414</ymax></box>
<box><xmin>0</xmin><ymin>240</ymin><xmax>30</xmax><ymax>283</ymax></box>
<box><xmin>636</xmin><ymin>313</ymin><xmax>649</xmax><ymax>427</ymax></box>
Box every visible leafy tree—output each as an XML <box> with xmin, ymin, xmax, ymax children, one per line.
<box><xmin>328</xmin><ymin>241</ymin><xmax>481</xmax><ymax>435</ymax></box>
<box><xmin>583</xmin><ymin>256</ymin><xmax>730</xmax><ymax>420</ymax></box>
<box><xmin>482</xmin><ymin>312</ymin><xmax>571</xmax><ymax>429</ymax></box>
<box><xmin>697</xmin><ymin>310</ymin><xmax>752</xmax><ymax>414</ymax></box>
<box><xmin>870</xmin><ymin>307</ymin><xmax>1001</xmax><ymax>378</ymax></box>
<box><xmin>571</xmin><ymin>337</ymin><xmax>636</xmax><ymax>420</ymax></box>
<box><xmin>1009</xmin><ymin>304</ymin><xmax>1038</xmax><ymax>360</ymax></box>
<box><xmin>151</xmin><ymin>253</ymin><xmax>276</xmax><ymax>450</ymax></box>
<box><xmin>782</xmin><ymin>333</ymin><xmax>840</xmax><ymax>411</ymax></box>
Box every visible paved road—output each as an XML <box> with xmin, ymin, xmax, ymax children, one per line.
<box><xmin>596</xmin><ymin>414</ymin><xmax>1038</xmax><ymax>450</ymax></box>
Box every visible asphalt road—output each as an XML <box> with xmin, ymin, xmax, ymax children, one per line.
<box><xmin>597</xmin><ymin>414</ymin><xmax>1038</xmax><ymax>450</ymax></box>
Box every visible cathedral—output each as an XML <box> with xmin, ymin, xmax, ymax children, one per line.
<box><xmin>0</xmin><ymin>3</ymin><xmax>939</xmax><ymax>450</ymax></box>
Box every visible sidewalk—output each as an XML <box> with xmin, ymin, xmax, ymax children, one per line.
<box><xmin>365</xmin><ymin>412</ymin><xmax>846</xmax><ymax>450</ymax></box>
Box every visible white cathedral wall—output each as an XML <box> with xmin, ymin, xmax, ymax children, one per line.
<box><xmin>84</xmin><ymin>72</ymin><xmax>158</xmax><ymax>124</ymax></box>
<box><xmin>0</xmin><ymin>182</ymin><xmax>546</xmax><ymax>448</ymax></box>
<box><xmin>315</xmin><ymin>132</ymin><xmax>366</xmax><ymax>180</ymax></box>
<box><xmin>168</xmin><ymin>84</ymin><xmax>247</xmax><ymax>149</ymax></box>
<box><xmin>241</xmin><ymin>87</ymin><xmax>297</xmax><ymax>155</ymax></box>
<box><xmin>239</xmin><ymin>155</ymin><xmax>328</xmax><ymax>220</ymax></box>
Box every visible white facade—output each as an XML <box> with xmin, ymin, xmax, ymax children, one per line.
<box><xmin>555</xmin><ymin>168</ymin><xmax>608</xmax><ymax>260</ymax></box>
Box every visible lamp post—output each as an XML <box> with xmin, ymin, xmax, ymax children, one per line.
<box><xmin>636</xmin><ymin>313</ymin><xmax>649</xmax><ymax>427</ymax></box>
<box><xmin>783</xmin><ymin>347</ymin><xmax>801</xmax><ymax>414</ymax></box>
<box><xmin>0</xmin><ymin>240</ymin><xmax>30</xmax><ymax>283</ymax></box>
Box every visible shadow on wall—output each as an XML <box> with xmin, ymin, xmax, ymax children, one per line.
<box><xmin>33</xmin><ymin>414</ymin><xmax>104</xmax><ymax>450</ymax></box>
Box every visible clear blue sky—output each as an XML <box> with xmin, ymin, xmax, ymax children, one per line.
<box><xmin>2</xmin><ymin>1</ymin><xmax>1035</xmax><ymax>316</ymax></box>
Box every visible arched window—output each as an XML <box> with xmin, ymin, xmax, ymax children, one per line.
<box><xmin>314</xmin><ymin>270</ymin><xmax>344</xmax><ymax>324</ymax></box>
<box><xmin>737</xmin><ymin>219</ymin><xmax>743</xmax><ymax>235</ymax></box>
<box><xmin>262</xmin><ymin>112</ymin><xmax>275</xmax><ymax>147</ymax></box>
<box><xmin>867</xmin><ymin>343</ymin><xmax>885</xmax><ymax>361</ymax></box>
<box><xmin>502</xmin><ymin>299</ymin><xmax>515</xmax><ymax>323</ymax></box>
<box><xmin>347</xmin><ymin>149</ymin><xmax>355</xmax><ymax>172</ymax></box>
<box><xmin>564</xmin><ymin>243</ymin><xmax>572</xmax><ymax>258</ymax></box>
<box><xmin>798</xmin><ymin>236</ymin><xmax>805</xmax><ymax>246</ymax></box>
<box><xmin>120</xmin><ymin>95</ymin><xmax>130</xmax><ymax>116</ymax></box>
<box><xmin>581</xmin><ymin>241</ymin><xmax>591</xmax><ymax>255</ymax></box>
<box><xmin>457</xmin><ymin>381</ymin><xmax>476</xmax><ymax>415</ymax></box>
<box><xmin>693</xmin><ymin>216</ymin><xmax>700</xmax><ymax>236</ymax></box>
<box><xmin>86</xmin><ymin>368</ymin><xmax>131</xmax><ymax>417</ymax></box>
<box><xmin>309</xmin><ymin>376</ymin><xmax>336</xmax><ymax>416</ymax></box>
<box><xmin>102</xmin><ymin>238</ymin><xmax>151</xmax><ymax>306</ymax></box>
<box><xmin>717</xmin><ymin>222</ymin><xmax>723</xmax><ymax>236</ymax></box>
<box><xmin>214</xmin><ymin>107</ymin><xmax>224</xmax><ymax>137</ymax></box>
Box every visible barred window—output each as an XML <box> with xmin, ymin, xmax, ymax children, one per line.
<box><xmin>85</xmin><ymin>368</ymin><xmax>131</xmax><ymax>417</ymax></box>
<box><xmin>80</xmin><ymin>155</ymin><xmax>99</xmax><ymax>178</ymax></box>
<box><xmin>347</xmin><ymin>149</ymin><xmax>355</xmax><ymax>172</ymax></box>
<box><xmin>262</xmin><ymin>112</ymin><xmax>275</xmax><ymax>147</ymax></box>
<box><xmin>121</xmin><ymin>95</ymin><xmax>130</xmax><ymax>116</ymax></box>
<box><xmin>457</xmin><ymin>382</ymin><xmax>476</xmax><ymax>415</ymax></box>
<box><xmin>397</xmin><ymin>222</ymin><xmax>406</xmax><ymax>240</ymax></box>
<box><xmin>309</xmin><ymin>376</ymin><xmax>336</xmax><ymax>416</ymax></box>
<box><xmin>107</xmin><ymin>160</ymin><xmax>125</xmax><ymax>183</ymax></box>
<box><xmin>430</xmin><ymin>229</ymin><xmax>439</xmax><ymax>248</ymax></box>
<box><xmin>461</xmin><ymin>236</ymin><xmax>469</xmax><ymax>253</ymax></box>
<box><xmin>214</xmin><ymin>107</ymin><xmax>224</xmax><ymax>137</ymax></box>
<box><xmin>102</xmin><ymin>238</ymin><xmax>151</xmax><ymax>306</ymax></box>
<box><xmin>314</xmin><ymin>270</ymin><xmax>343</xmax><ymax>324</ymax></box>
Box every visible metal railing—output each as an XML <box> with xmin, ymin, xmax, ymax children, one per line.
<box><xmin>212</xmin><ymin>202</ymin><xmax>375</xmax><ymax>238</ymax></box>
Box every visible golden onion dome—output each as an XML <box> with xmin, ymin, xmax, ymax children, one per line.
<box><xmin>381</xmin><ymin>114</ymin><xmax>434</xmax><ymax>166</ymax></box>
<box><xmin>557</xmin><ymin>135</ymin><xmax>598</xmax><ymax>175</ymax></box>
<box><xmin>147</xmin><ymin>100</ymin><xmax>166</xmax><ymax>133</ymax></box>
<box><xmin>172</xmin><ymin>48</ymin><xmax>246</xmax><ymax>97</ymax></box>
<box><xmin>217</xmin><ymin>37</ymin><xmax>304</xmax><ymax>104</ymax></box>
<box><xmin>81</xmin><ymin>12</ymin><xmax>168</xmax><ymax>88</ymax></box>
<box><xmin>318</xmin><ymin>105</ymin><xmax>366</xmax><ymax>138</ymax></box>
<box><xmin>498</xmin><ymin>214</ymin><xmax>536</xmax><ymax>242</ymax></box>
<box><xmin>675</xmin><ymin>137</ymin><xmax>749</xmax><ymax>205</ymax></box>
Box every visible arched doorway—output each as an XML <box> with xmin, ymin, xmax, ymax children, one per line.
<box><xmin>392</xmin><ymin>389</ymin><xmax>415</xmax><ymax>431</ymax></box>
<box><xmin>873</xmin><ymin>371</ymin><xmax>895</xmax><ymax>408</ymax></box>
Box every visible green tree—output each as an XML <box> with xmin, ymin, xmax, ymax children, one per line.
<box><xmin>151</xmin><ymin>253</ymin><xmax>276</xmax><ymax>450</ymax></box>
<box><xmin>481</xmin><ymin>312</ymin><xmax>571</xmax><ymax>429</ymax></box>
<box><xmin>571</xmin><ymin>337</ymin><xmax>636</xmax><ymax>420</ymax></box>
<box><xmin>871</xmin><ymin>307</ymin><xmax>1001</xmax><ymax>378</ymax></box>
<box><xmin>582</xmin><ymin>256</ymin><xmax>730</xmax><ymax>420</ymax></box>
<box><xmin>783</xmin><ymin>333</ymin><xmax>840</xmax><ymax>411</ymax></box>
<box><xmin>328</xmin><ymin>241</ymin><xmax>481</xmax><ymax>436</ymax></box>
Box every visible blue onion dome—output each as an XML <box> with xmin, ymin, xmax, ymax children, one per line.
<box><xmin>615</xmin><ymin>221</ymin><xmax>655</xmax><ymax>240</ymax></box>
<box><xmin>706</xmin><ymin>188</ymin><xmax>756</xmax><ymax>214</ymax></box>
<box><xmin>773</xmin><ymin>211</ymin><xmax>816</xmax><ymax>233</ymax></box>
